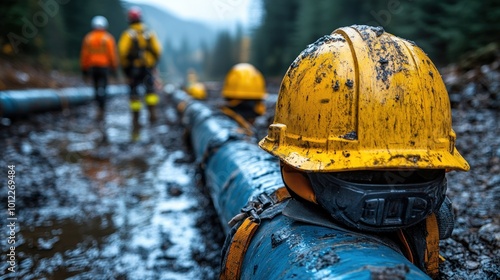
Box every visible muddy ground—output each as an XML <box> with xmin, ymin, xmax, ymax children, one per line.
<box><xmin>0</xmin><ymin>95</ymin><xmax>225</xmax><ymax>279</ymax></box>
<box><xmin>0</xmin><ymin>82</ymin><xmax>499</xmax><ymax>280</ymax></box>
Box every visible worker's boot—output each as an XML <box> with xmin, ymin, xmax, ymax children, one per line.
<box><xmin>129</xmin><ymin>98</ymin><xmax>142</xmax><ymax>127</ymax></box>
<box><xmin>145</xmin><ymin>93</ymin><xmax>159</xmax><ymax>124</ymax></box>
<box><xmin>148</xmin><ymin>106</ymin><xmax>157</xmax><ymax>123</ymax></box>
<box><xmin>96</xmin><ymin>107</ymin><xmax>105</xmax><ymax>121</ymax></box>
<box><xmin>132</xmin><ymin>111</ymin><xmax>140</xmax><ymax>128</ymax></box>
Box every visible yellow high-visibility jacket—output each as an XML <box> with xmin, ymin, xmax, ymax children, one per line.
<box><xmin>118</xmin><ymin>22</ymin><xmax>162</xmax><ymax>69</ymax></box>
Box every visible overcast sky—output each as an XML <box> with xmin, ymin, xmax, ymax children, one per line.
<box><xmin>127</xmin><ymin>0</ymin><xmax>261</xmax><ymax>28</ymax></box>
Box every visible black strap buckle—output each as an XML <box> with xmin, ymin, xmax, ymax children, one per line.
<box><xmin>228</xmin><ymin>193</ymin><xmax>274</xmax><ymax>227</ymax></box>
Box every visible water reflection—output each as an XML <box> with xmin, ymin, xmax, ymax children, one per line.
<box><xmin>0</xmin><ymin>97</ymin><xmax>223</xmax><ymax>280</ymax></box>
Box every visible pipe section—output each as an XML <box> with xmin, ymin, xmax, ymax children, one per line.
<box><xmin>0</xmin><ymin>85</ymin><xmax>127</xmax><ymax>117</ymax></box>
<box><xmin>173</xmin><ymin>89</ymin><xmax>432</xmax><ymax>279</ymax></box>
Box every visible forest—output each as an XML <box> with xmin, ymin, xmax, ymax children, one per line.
<box><xmin>250</xmin><ymin>0</ymin><xmax>500</xmax><ymax>77</ymax></box>
<box><xmin>1</xmin><ymin>0</ymin><xmax>499</xmax><ymax>80</ymax></box>
<box><xmin>0</xmin><ymin>0</ymin><xmax>127</xmax><ymax>71</ymax></box>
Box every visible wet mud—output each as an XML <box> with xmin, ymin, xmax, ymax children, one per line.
<box><xmin>439</xmin><ymin>107</ymin><xmax>500</xmax><ymax>280</ymax></box>
<box><xmin>0</xmin><ymin>95</ymin><xmax>224</xmax><ymax>279</ymax></box>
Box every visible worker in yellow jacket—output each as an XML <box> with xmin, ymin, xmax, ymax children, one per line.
<box><xmin>118</xmin><ymin>6</ymin><xmax>162</xmax><ymax>127</ymax></box>
<box><xmin>80</xmin><ymin>16</ymin><xmax>118</xmax><ymax>119</ymax></box>
<box><xmin>220</xmin><ymin>63</ymin><xmax>267</xmax><ymax>135</ymax></box>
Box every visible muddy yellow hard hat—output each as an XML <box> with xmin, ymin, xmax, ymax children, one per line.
<box><xmin>259</xmin><ymin>25</ymin><xmax>469</xmax><ymax>172</ymax></box>
<box><xmin>222</xmin><ymin>63</ymin><xmax>266</xmax><ymax>100</ymax></box>
<box><xmin>186</xmin><ymin>82</ymin><xmax>207</xmax><ymax>100</ymax></box>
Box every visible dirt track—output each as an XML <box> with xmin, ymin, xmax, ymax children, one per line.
<box><xmin>0</xmin><ymin>95</ymin><xmax>225</xmax><ymax>279</ymax></box>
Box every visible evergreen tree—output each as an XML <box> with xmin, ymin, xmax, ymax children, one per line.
<box><xmin>0</xmin><ymin>0</ymin><xmax>126</xmax><ymax>71</ymax></box>
<box><xmin>61</xmin><ymin>0</ymin><xmax>127</xmax><ymax>63</ymax></box>
<box><xmin>1</xmin><ymin>0</ymin><xmax>44</xmax><ymax>56</ymax></box>
<box><xmin>452</xmin><ymin>0</ymin><xmax>500</xmax><ymax>61</ymax></box>
<box><xmin>208</xmin><ymin>31</ymin><xmax>238</xmax><ymax>79</ymax></box>
<box><xmin>251</xmin><ymin>0</ymin><xmax>301</xmax><ymax>76</ymax></box>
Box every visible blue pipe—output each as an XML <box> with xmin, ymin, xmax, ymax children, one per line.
<box><xmin>243</xmin><ymin>215</ymin><xmax>429</xmax><ymax>279</ymax></box>
<box><xmin>205</xmin><ymin>141</ymin><xmax>283</xmax><ymax>225</ymax></box>
<box><xmin>173</xmin><ymin>90</ymin><xmax>432</xmax><ymax>279</ymax></box>
<box><xmin>0</xmin><ymin>85</ymin><xmax>127</xmax><ymax>118</ymax></box>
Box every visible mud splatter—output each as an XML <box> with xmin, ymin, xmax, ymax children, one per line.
<box><xmin>368</xmin><ymin>264</ymin><xmax>410</xmax><ymax>280</ymax></box>
<box><xmin>290</xmin><ymin>34</ymin><xmax>346</xmax><ymax>70</ymax></box>
<box><xmin>339</xmin><ymin>131</ymin><xmax>358</xmax><ymax>140</ymax></box>
<box><xmin>333</xmin><ymin>80</ymin><xmax>340</xmax><ymax>91</ymax></box>
<box><xmin>271</xmin><ymin>228</ymin><xmax>292</xmax><ymax>248</ymax></box>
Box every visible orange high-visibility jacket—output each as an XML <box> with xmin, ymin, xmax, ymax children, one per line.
<box><xmin>80</xmin><ymin>30</ymin><xmax>118</xmax><ymax>70</ymax></box>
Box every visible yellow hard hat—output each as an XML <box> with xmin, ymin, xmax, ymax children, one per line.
<box><xmin>186</xmin><ymin>82</ymin><xmax>207</xmax><ymax>100</ymax></box>
<box><xmin>259</xmin><ymin>25</ymin><xmax>469</xmax><ymax>172</ymax></box>
<box><xmin>222</xmin><ymin>63</ymin><xmax>266</xmax><ymax>100</ymax></box>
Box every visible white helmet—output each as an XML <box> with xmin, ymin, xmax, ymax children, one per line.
<box><xmin>91</xmin><ymin>16</ymin><xmax>108</xmax><ymax>30</ymax></box>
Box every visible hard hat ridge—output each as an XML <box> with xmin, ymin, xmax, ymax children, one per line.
<box><xmin>259</xmin><ymin>25</ymin><xmax>470</xmax><ymax>172</ymax></box>
<box><xmin>91</xmin><ymin>16</ymin><xmax>108</xmax><ymax>30</ymax></box>
<box><xmin>128</xmin><ymin>6</ymin><xmax>142</xmax><ymax>23</ymax></box>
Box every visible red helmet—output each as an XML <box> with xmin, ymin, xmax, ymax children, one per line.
<box><xmin>128</xmin><ymin>6</ymin><xmax>142</xmax><ymax>22</ymax></box>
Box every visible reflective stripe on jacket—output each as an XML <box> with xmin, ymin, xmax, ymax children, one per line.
<box><xmin>118</xmin><ymin>23</ymin><xmax>162</xmax><ymax>69</ymax></box>
<box><xmin>80</xmin><ymin>30</ymin><xmax>118</xmax><ymax>70</ymax></box>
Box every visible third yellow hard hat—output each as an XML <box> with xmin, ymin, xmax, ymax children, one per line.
<box><xmin>186</xmin><ymin>82</ymin><xmax>207</xmax><ymax>100</ymax></box>
<box><xmin>259</xmin><ymin>25</ymin><xmax>469</xmax><ymax>172</ymax></box>
<box><xmin>222</xmin><ymin>63</ymin><xmax>266</xmax><ymax>100</ymax></box>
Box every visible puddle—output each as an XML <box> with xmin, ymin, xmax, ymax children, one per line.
<box><xmin>0</xmin><ymin>97</ymin><xmax>224</xmax><ymax>279</ymax></box>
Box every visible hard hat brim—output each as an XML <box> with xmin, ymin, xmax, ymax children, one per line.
<box><xmin>259</xmin><ymin>137</ymin><xmax>470</xmax><ymax>172</ymax></box>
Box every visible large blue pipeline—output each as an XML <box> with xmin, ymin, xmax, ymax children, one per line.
<box><xmin>0</xmin><ymin>85</ymin><xmax>127</xmax><ymax>118</ymax></box>
<box><xmin>171</xmin><ymin>90</ymin><xmax>432</xmax><ymax>279</ymax></box>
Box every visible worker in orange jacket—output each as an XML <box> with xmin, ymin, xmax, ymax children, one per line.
<box><xmin>80</xmin><ymin>15</ymin><xmax>118</xmax><ymax>119</ymax></box>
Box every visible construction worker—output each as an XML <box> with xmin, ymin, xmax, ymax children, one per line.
<box><xmin>186</xmin><ymin>82</ymin><xmax>207</xmax><ymax>100</ymax></box>
<box><xmin>186</xmin><ymin>68</ymin><xmax>198</xmax><ymax>87</ymax></box>
<box><xmin>259</xmin><ymin>25</ymin><xmax>470</xmax><ymax>279</ymax></box>
<box><xmin>118</xmin><ymin>6</ymin><xmax>162</xmax><ymax>127</ymax></box>
<box><xmin>221</xmin><ymin>63</ymin><xmax>267</xmax><ymax>134</ymax></box>
<box><xmin>184</xmin><ymin>69</ymin><xmax>207</xmax><ymax>100</ymax></box>
<box><xmin>80</xmin><ymin>15</ymin><xmax>118</xmax><ymax>119</ymax></box>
